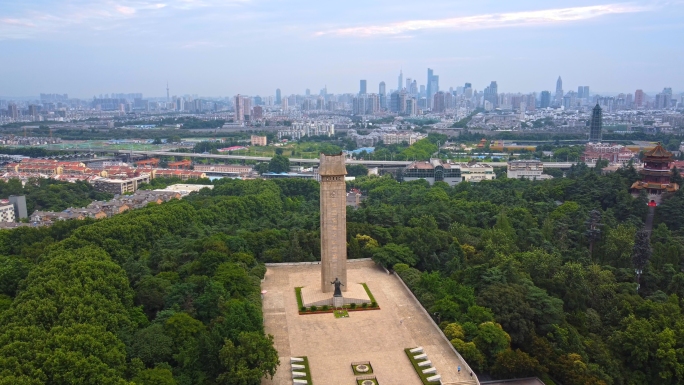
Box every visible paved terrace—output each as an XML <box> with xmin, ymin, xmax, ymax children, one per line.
<box><xmin>261</xmin><ymin>260</ymin><xmax>478</xmax><ymax>385</ymax></box>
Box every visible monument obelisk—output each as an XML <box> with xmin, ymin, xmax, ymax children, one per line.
<box><xmin>319</xmin><ymin>153</ymin><xmax>348</xmax><ymax>293</ymax></box>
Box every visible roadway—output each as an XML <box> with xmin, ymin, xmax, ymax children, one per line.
<box><xmin>49</xmin><ymin>147</ymin><xmax>586</xmax><ymax>169</ymax></box>
<box><xmin>117</xmin><ymin>150</ymin><xmax>586</xmax><ymax>168</ymax></box>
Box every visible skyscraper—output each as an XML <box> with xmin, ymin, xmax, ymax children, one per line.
<box><xmin>398</xmin><ymin>70</ymin><xmax>403</xmax><ymax>91</ymax></box>
<box><xmin>359</xmin><ymin>80</ymin><xmax>367</xmax><ymax>95</ymax></box>
<box><xmin>635</xmin><ymin>89</ymin><xmax>645</xmax><ymax>107</ymax></box>
<box><xmin>379</xmin><ymin>82</ymin><xmax>386</xmax><ymax>109</ymax></box>
<box><xmin>540</xmin><ymin>91</ymin><xmax>551</xmax><ymax>108</ymax></box>
<box><xmin>7</xmin><ymin>104</ymin><xmax>18</xmax><ymax>120</ymax></box>
<box><xmin>426</xmin><ymin>68</ymin><xmax>434</xmax><ymax>108</ymax></box>
<box><xmin>484</xmin><ymin>81</ymin><xmax>498</xmax><ymax>108</ymax></box>
<box><xmin>589</xmin><ymin>103</ymin><xmax>603</xmax><ymax>143</ymax></box>
<box><xmin>555</xmin><ymin>76</ymin><xmax>563</xmax><ymax>106</ymax></box>
<box><xmin>275</xmin><ymin>88</ymin><xmax>281</xmax><ymax>105</ymax></box>
<box><xmin>234</xmin><ymin>95</ymin><xmax>244</xmax><ymax>122</ymax></box>
<box><xmin>166</xmin><ymin>82</ymin><xmax>170</xmax><ymax>102</ymax></box>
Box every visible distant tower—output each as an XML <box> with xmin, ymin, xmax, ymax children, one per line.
<box><xmin>555</xmin><ymin>76</ymin><xmax>563</xmax><ymax>105</ymax></box>
<box><xmin>166</xmin><ymin>82</ymin><xmax>170</xmax><ymax>103</ymax></box>
<box><xmin>276</xmin><ymin>88</ymin><xmax>281</xmax><ymax>105</ymax></box>
<box><xmin>635</xmin><ymin>89</ymin><xmax>645</xmax><ymax>107</ymax></box>
<box><xmin>589</xmin><ymin>103</ymin><xmax>602</xmax><ymax>143</ymax></box>
<box><xmin>234</xmin><ymin>95</ymin><xmax>244</xmax><ymax>122</ymax></box>
<box><xmin>427</xmin><ymin>68</ymin><xmax>434</xmax><ymax>108</ymax></box>
<box><xmin>398</xmin><ymin>70</ymin><xmax>403</xmax><ymax>91</ymax></box>
<box><xmin>359</xmin><ymin>80</ymin><xmax>367</xmax><ymax>95</ymax></box>
<box><xmin>379</xmin><ymin>81</ymin><xmax>386</xmax><ymax>109</ymax></box>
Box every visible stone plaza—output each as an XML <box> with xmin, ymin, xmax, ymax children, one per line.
<box><xmin>261</xmin><ymin>260</ymin><xmax>478</xmax><ymax>385</ymax></box>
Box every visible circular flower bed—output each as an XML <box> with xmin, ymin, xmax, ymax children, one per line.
<box><xmin>361</xmin><ymin>380</ymin><xmax>375</xmax><ymax>385</ymax></box>
<box><xmin>355</xmin><ymin>364</ymin><xmax>370</xmax><ymax>373</ymax></box>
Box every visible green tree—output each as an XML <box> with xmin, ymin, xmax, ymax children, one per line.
<box><xmin>216</xmin><ymin>332</ymin><xmax>279</xmax><ymax>385</ymax></box>
<box><xmin>267</xmin><ymin>155</ymin><xmax>290</xmax><ymax>173</ymax></box>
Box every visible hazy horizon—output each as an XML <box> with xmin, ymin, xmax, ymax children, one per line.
<box><xmin>2</xmin><ymin>0</ymin><xmax>683</xmax><ymax>98</ymax></box>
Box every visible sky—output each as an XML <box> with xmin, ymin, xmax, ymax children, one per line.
<box><xmin>1</xmin><ymin>0</ymin><xmax>683</xmax><ymax>98</ymax></box>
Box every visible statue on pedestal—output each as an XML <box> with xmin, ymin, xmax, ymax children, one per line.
<box><xmin>331</xmin><ymin>277</ymin><xmax>344</xmax><ymax>297</ymax></box>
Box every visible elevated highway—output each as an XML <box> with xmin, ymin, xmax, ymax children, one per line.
<box><xmin>118</xmin><ymin>150</ymin><xmax>588</xmax><ymax>169</ymax></box>
<box><xmin>45</xmin><ymin>147</ymin><xmax>588</xmax><ymax>169</ymax></box>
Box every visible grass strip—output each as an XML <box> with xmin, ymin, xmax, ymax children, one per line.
<box><xmin>404</xmin><ymin>348</ymin><xmax>432</xmax><ymax>385</ymax></box>
<box><xmin>361</xmin><ymin>283</ymin><xmax>376</xmax><ymax>303</ymax></box>
<box><xmin>295</xmin><ymin>287</ymin><xmax>304</xmax><ymax>309</ymax></box>
<box><xmin>301</xmin><ymin>356</ymin><xmax>313</xmax><ymax>384</ymax></box>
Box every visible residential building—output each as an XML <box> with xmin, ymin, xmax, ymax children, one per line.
<box><xmin>540</xmin><ymin>91</ymin><xmax>551</xmax><ymax>108</ymax></box>
<box><xmin>194</xmin><ymin>164</ymin><xmax>253</xmax><ymax>175</ymax></box>
<box><xmin>8</xmin><ymin>195</ymin><xmax>27</xmax><ymax>219</ymax></box>
<box><xmin>0</xmin><ymin>200</ymin><xmax>16</xmax><ymax>222</ymax></box>
<box><xmin>581</xmin><ymin>143</ymin><xmax>636</xmax><ymax>165</ymax></box>
<box><xmin>93</xmin><ymin>175</ymin><xmax>151</xmax><ymax>194</ymax></box>
<box><xmin>235</xmin><ymin>94</ymin><xmax>244</xmax><ymax>122</ymax></box>
<box><xmin>251</xmin><ymin>135</ymin><xmax>267</xmax><ymax>146</ymax></box>
<box><xmin>359</xmin><ymin>80</ymin><xmax>367</xmax><ymax>95</ymax></box>
<box><xmin>635</xmin><ymin>89</ymin><xmax>645</xmax><ymax>107</ymax></box>
<box><xmin>275</xmin><ymin>88</ymin><xmax>281</xmax><ymax>105</ymax></box>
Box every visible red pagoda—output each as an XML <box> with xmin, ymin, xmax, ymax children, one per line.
<box><xmin>631</xmin><ymin>143</ymin><xmax>679</xmax><ymax>203</ymax></box>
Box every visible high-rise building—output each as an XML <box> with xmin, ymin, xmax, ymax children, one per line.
<box><xmin>379</xmin><ymin>82</ymin><xmax>386</xmax><ymax>109</ymax></box>
<box><xmin>484</xmin><ymin>81</ymin><xmax>498</xmax><ymax>108</ymax></box>
<box><xmin>540</xmin><ymin>91</ymin><xmax>551</xmax><ymax>108</ymax></box>
<box><xmin>359</xmin><ymin>80</ymin><xmax>367</xmax><ymax>95</ymax></box>
<box><xmin>306</xmin><ymin>89</ymin><xmax>311</xmax><ymax>97</ymax></box>
<box><xmin>589</xmin><ymin>103</ymin><xmax>603</xmax><ymax>143</ymax></box>
<box><xmin>28</xmin><ymin>105</ymin><xmax>38</xmax><ymax>117</ymax></box>
<box><xmin>276</xmin><ymin>88</ymin><xmax>281</xmax><ymax>105</ymax></box>
<box><xmin>406</xmin><ymin>78</ymin><xmax>412</xmax><ymax>91</ymax></box>
<box><xmin>252</xmin><ymin>106</ymin><xmax>263</xmax><ymax>120</ymax></box>
<box><xmin>425</xmin><ymin>68</ymin><xmax>437</xmax><ymax>108</ymax></box>
<box><xmin>583</xmin><ymin>86</ymin><xmax>590</xmax><ymax>100</ymax></box>
<box><xmin>7</xmin><ymin>104</ymin><xmax>18</xmax><ymax>120</ymax></box>
<box><xmin>234</xmin><ymin>95</ymin><xmax>244</xmax><ymax>122</ymax></box>
<box><xmin>433</xmin><ymin>91</ymin><xmax>445</xmax><ymax>113</ymax></box>
<box><xmin>398</xmin><ymin>70</ymin><xmax>403</xmax><ymax>91</ymax></box>
<box><xmin>555</xmin><ymin>76</ymin><xmax>563</xmax><ymax>105</ymax></box>
<box><xmin>635</xmin><ymin>89</ymin><xmax>645</xmax><ymax>107</ymax></box>
<box><xmin>390</xmin><ymin>91</ymin><xmax>400</xmax><ymax>113</ymax></box>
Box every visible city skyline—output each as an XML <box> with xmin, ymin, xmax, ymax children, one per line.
<box><xmin>1</xmin><ymin>1</ymin><xmax>683</xmax><ymax>97</ymax></box>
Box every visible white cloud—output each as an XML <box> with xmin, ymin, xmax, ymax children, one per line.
<box><xmin>316</xmin><ymin>3</ymin><xmax>651</xmax><ymax>37</ymax></box>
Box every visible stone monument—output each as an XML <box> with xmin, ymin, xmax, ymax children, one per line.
<box><xmin>319</xmin><ymin>153</ymin><xmax>348</xmax><ymax>293</ymax></box>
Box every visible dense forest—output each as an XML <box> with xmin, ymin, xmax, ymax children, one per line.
<box><xmin>0</xmin><ymin>178</ymin><xmax>113</xmax><ymax>214</ymax></box>
<box><xmin>2</xmin><ymin>164</ymin><xmax>684</xmax><ymax>384</ymax></box>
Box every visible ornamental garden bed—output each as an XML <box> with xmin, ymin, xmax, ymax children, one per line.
<box><xmin>351</xmin><ymin>361</ymin><xmax>374</xmax><ymax>375</ymax></box>
<box><xmin>295</xmin><ymin>286</ymin><xmax>380</xmax><ymax>315</ymax></box>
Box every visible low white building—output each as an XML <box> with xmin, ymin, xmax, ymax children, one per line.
<box><xmin>507</xmin><ymin>160</ymin><xmax>553</xmax><ymax>180</ymax></box>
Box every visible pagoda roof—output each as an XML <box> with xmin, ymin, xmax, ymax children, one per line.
<box><xmin>643</xmin><ymin>143</ymin><xmax>673</xmax><ymax>159</ymax></box>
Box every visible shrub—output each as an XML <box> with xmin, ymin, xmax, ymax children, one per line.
<box><xmin>361</xmin><ymin>302</ymin><xmax>368</xmax><ymax>308</ymax></box>
<box><xmin>300</xmin><ymin>306</ymin><xmax>307</xmax><ymax>312</ymax></box>
<box><xmin>350</xmin><ymin>303</ymin><xmax>357</xmax><ymax>309</ymax></box>
<box><xmin>310</xmin><ymin>305</ymin><xmax>317</xmax><ymax>312</ymax></box>
<box><xmin>321</xmin><ymin>305</ymin><xmax>329</xmax><ymax>311</ymax></box>
<box><xmin>371</xmin><ymin>301</ymin><xmax>378</xmax><ymax>308</ymax></box>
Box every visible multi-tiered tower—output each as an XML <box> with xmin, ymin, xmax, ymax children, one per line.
<box><xmin>319</xmin><ymin>153</ymin><xmax>348</xmax><ymax>293</ymax></box>
<box><xmin>631</xmin><ymin>143</ymin><xmax>679</xmax><ymax>203</ymax></box>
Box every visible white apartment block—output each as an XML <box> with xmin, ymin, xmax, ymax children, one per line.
<box><xmin>0</xmin><ymin>203</ymin><xmax>16</xmax><ymax>222</ymax></box>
